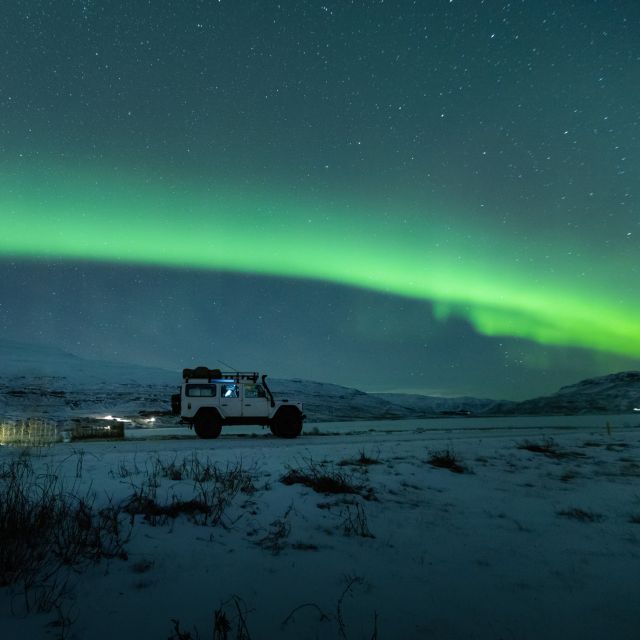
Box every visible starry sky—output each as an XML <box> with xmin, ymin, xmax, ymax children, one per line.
<box><xmin>1</xmin><ymin>0</ymin><xmax>639</xmax><ymax>400</ymax></box>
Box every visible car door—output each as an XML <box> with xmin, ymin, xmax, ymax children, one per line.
<box><xmin>219</xmin><ymin>383</ymin><xmax>242</xmax><ymax>417</ymax></box>
<box><xmin>242</xmin><ymin>383</ymin><xmax>270</xmax><ymax>417</ymax></box>
<box><xmin>183</xmin><ymin>383</ymin><xmax>218</xmax><ymax>418</ymax></box>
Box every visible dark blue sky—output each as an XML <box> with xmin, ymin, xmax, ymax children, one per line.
<box><xmin>1</xmin><ymin>1</ymin><xmax>638</xmax><ymax>399</ymax></box>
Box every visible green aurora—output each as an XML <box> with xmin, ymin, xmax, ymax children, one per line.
<box><xmin>1</xmin><ymin>170</ymin><xmax>638</xmax><ymax>360</ymax></box>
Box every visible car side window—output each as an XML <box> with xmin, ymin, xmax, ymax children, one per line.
<box><xmin>221</xmin><ymin>384</ymin><xmax>239</xmax><ymax>398</ymax></box>
<box><xmin>244</xmin><ymin>384</ymin><xmax>266</xmax><ymax>399</ymax></box>
<box><xmin>186</xmin><ymin>384</ymin><xmax>216</xmax><ymax>397</ymax></box>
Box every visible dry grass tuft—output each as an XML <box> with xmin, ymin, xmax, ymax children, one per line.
<box><xmin>341</xmin><ymin>503</ymin><xmax>375</xmax><ymax>538</ymax></box>
<box><xmin>281</xmin><ymin>459</ymin><xmax>373</xmax><ymax>499</ymax></box>
<box><xmin>338</xmin><ymin>449</ymin><xmax>382</xmax><ymax>468</ymax></box>
<box><xmin>517</xmin><ymin>438</ymin><xmax>586</xmax><ymax>460</ymax></box>
<box><xmin>557</xmin><ymin>508</ymin><xmax>604</xmax><ymax>523</ymax></box>
<box><xmin>428</xmin><ymin>449</ymin><xmax>467</xmax><ymax>474</ymax></box>
<box><xmin>0</xmin><ymin>454</ymin><xmax>129</xmax><ymax>614</ymax></box>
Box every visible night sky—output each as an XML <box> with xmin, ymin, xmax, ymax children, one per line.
<box><xmin>1</xmin><ymin>1</ymin><xmax>639</xmax><ymax>399</ymax></box>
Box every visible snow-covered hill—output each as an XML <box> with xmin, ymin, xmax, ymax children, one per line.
<box><xmin>0</xmin><ymin>339</ymin><xmax>178</xmax><ymax>422</ymax></box>
<box><xmin>0</xmin><ymin>341</ymin><xmax>495</xmax><ymax>423</ymax></box>
<box><xmin>0</xmin><ymin>338</ymin><xmax>177</xmax><ymax>385</ymax></box>
<box><xmin>372</xmin><ymin>391</ymin><xmax>496</xmax><ymax>416</ymax></box>
<box><xmin>1</xmin><ymin>340</ymin><xmax>638</xmax><ymax>423</ymax></box>
<box><xmin>489</xmin><ymin>371</ymin><xmax>640</xmax><ymax>415</ymax></box>
<box><xmin>268</xmin><ymin>379</ymin><xmax>416</xmax><ymax>422</ymax></box>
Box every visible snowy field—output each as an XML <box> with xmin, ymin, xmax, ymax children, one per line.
<box><xmin>1</xmin><ymin>417</ymin><xmax>640</xmax><ymax>640</ymax></box>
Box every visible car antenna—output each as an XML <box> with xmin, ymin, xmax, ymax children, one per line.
<box><xmin>217</xmin><ymin>359</ymin><xmax>238</xmax><ymax>373</ymax></box>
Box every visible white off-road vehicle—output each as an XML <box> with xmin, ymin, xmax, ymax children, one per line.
<box><xmin>171</xmin><ymin>367</ymin><xmax>304</xmax><ymax>439</ymax></box>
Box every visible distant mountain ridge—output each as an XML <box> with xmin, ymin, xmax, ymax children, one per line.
<box><xmin>373</xmin><ymin>392</ymin><xmax>496</xmax><ymax>416</ymax></box>
<box><xmin>0</xmin><ymin>339</ymin><xmax>177</xmax><ymax>421</ymax></box>
<box><xmin>0</xmin><ymin>339</ymin><xmax>638</xmax><ymax>421</ymax></box>
<box><xmin>488</xmin><ymin>371</ymin><xmax>640</xmax><ymax>416</ymax></box>
<box><xmin>269</xmin><ymin>379</ymin><xmax>497</xmax><ymax>421</ymax></box>
<box><xmin>0</xmin><ymin>338</ymin><xmax>177</xmax><ymax>385</ymax></box>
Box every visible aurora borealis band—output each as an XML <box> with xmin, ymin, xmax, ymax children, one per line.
<box><xmin>1</xmin><ymin>1</ymin><xmax>639</xmax><ymax>397</ymax></box>
<box><xmin>2</xmin><ymin>167</ymin><xmax>638</xmax><ymax>359</ymax></box>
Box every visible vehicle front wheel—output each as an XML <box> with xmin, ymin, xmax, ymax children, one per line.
<box><xmin>193</xmin><ymin>413</ymin><xmax>222</xmax><ymax>439</ymax></box>
<box><xmin>272</xmin><ymin>410</ymin><xmax>302</xmax><ymax>439</ymax></box>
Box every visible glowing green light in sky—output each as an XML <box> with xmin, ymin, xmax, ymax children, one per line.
<box><xmin>1</xmin><ymin>169</ymin><xmax>638</xmax><ymax>358</ymax></box>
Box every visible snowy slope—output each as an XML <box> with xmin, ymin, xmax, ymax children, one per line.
<box><xmin>1</xmin><ymin>340</ymin><xmax>639</xmax><ymax>423</ymax></box>
<box><xmin>490</xmin><ymin>371</ymin><xmax>640</xmax><ymax>415</ymax></box>
<box><xmin>0</xmin><ymin>339</ymin><xmax>178</xmax><ymax>422</ymax></box>
<box><xmin>0</xmin><ymin>338</ymin><xmax>177</xmax><ymax>384</ymax></box>
<box><xmin>269</xmin><ymin>378</ymin><xmax>417</xmax><ymax>421</ymax></box>
<box><xmin>0</xmin><ymin>341</ymin><xmax>491</xmax><ymax>423</ymax></box>
<box><xmin>372</xmin><ymin>391</ymin><xmax>497</xmax><ymax>415</ymax></box>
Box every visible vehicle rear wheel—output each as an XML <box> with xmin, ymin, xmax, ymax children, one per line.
<box><xmin>273</xmin><ymin>410</ymin><xmax>302</xmax><ymax>439</ymax></box>
<box><xmin>193</xmin><ymin>412</ymin><xmax>222</xmax><ymax>439</ymax></box>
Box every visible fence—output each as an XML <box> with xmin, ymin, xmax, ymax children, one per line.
<box><xmin>0</xmin><ymin>419</ymin><xmax>59</xmax><ymax>447</ymax></box>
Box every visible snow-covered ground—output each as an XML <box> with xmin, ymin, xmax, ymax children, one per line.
<box><xmin>1</xmin><ymin>417</ymin><xmax>639</xmax><ymax>639</ymax></box>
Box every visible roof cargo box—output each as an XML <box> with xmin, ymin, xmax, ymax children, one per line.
<box><xmin>182</xmin><ymin>366</ymin><xmax>222</xmax><ymax>380</ymax></box>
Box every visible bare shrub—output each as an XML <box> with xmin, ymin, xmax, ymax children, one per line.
<box><xmin>557</xmin><ymin>508</ymin><xmax>604</xmax><ymax>522</ymax></box>
<box><xmin>122</xmin><ymin>494</ymin><xmax>210</xmax><ymax>525</ymax></box>
<box><xmin>428</xmin><ymin>448</ymin><xmax>467</xmax><ymax>474</ymax></box>
<box><xmin>166</xmin><ymin>596</ymin><xmax>255</xmax><ymax>640</ymax></box>
<box><xmin>256</xmin><ymin>506</ymin><xmax>292</xmax><ymax>555</ymax></box>
<box><xmin>281</xmin><ymin>602</ymin><xmax>330</xmax><ymax>628</ymax></box>
<box><xmin>341</xmin><ymin>503</ymin><xmax>374</xmax><ymax>538</ymax></box>
<box><xmin>281</xmin><ymin>575</ymin><xmax>377</xmax><ymax>639</ymax></box>
<box><xmin>518</xmin><ymin>439</ymin><xmax>586</xmax><ymax>460</ymax></box>
<box><xmin>0</xmin><ymin>456</ymin><xmax>130</xmax><ymax>613</ymax></box>
<box><xmin>123</xmin><ymin>458</ymin><xmax>255</xmax><ymax>527</ymax></box>
<box><xmin>337</xmin><ymin>575</ymin><xmax>378</xmax><ymax>640</ymax></box>
<box><xmin>168</xmin><ymin>618</ymin><xmax>200</xmax><ymax>640</ymax></box>
<box><xmin>281</xmin><ymin>459</ymin><xmax>372</xmax><ymax>498</ymax></box>
<box><xmin>339</xmin><ymin>449</ymin><xmax>382</xmax><ymax>468</ymax></box>
<box><xmin>214</xmin><ymin>596</ymin><xmax>252</xmax><ymax>640</ymax></box>
<box><xmin>155</xmin><ymin>454</ymin><xmax>257</xmax><ymax>494</ymax></box>
<box><xmin>282</xmin><ymin>468</ymin><xmax>357</xmax><ymax>494</ymax></box>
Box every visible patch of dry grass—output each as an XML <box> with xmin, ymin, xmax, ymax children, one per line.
<box><xmin>557</xmin><ymin>508</ymin><xmax>604</xmax><ymax>523</ymax></box>
<box><xmin>281</xmin><ymin>459</ymin><xmax>374</xmax><ymax>499</ymax></box>
<box><xmin>338</xmin><ymin>449</ymin><xmax>382</xmax><ymax>468</ymax></box>
<box><xmin>517</xmin><ymin>438</ymin><xmax>586</xmax><ymax>460</ymax></box>
<box><xmin>427</xmin><ymin>449</ymin><xmax>468</xmax><ymax>474</ymax></box>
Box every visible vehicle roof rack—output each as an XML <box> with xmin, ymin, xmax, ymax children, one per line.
<box><xmin>218</xmin><ymin>371</ymin><xmax>259</xmax><ymax>383</ymax></box>
<box><xmin>182</xmin><ymin>367</ymin><xmax>259</xmax><ymax>383</ymax></box>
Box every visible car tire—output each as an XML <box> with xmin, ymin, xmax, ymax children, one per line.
<box><xmin>194</xmin><ymin>412</ymin><xmax>222</xmax><ymax>439</ymax></box>
<box><xmin>273</xmin><ymin>409</ymin><xmax>302</xmax><ymax>439</ymax></box>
